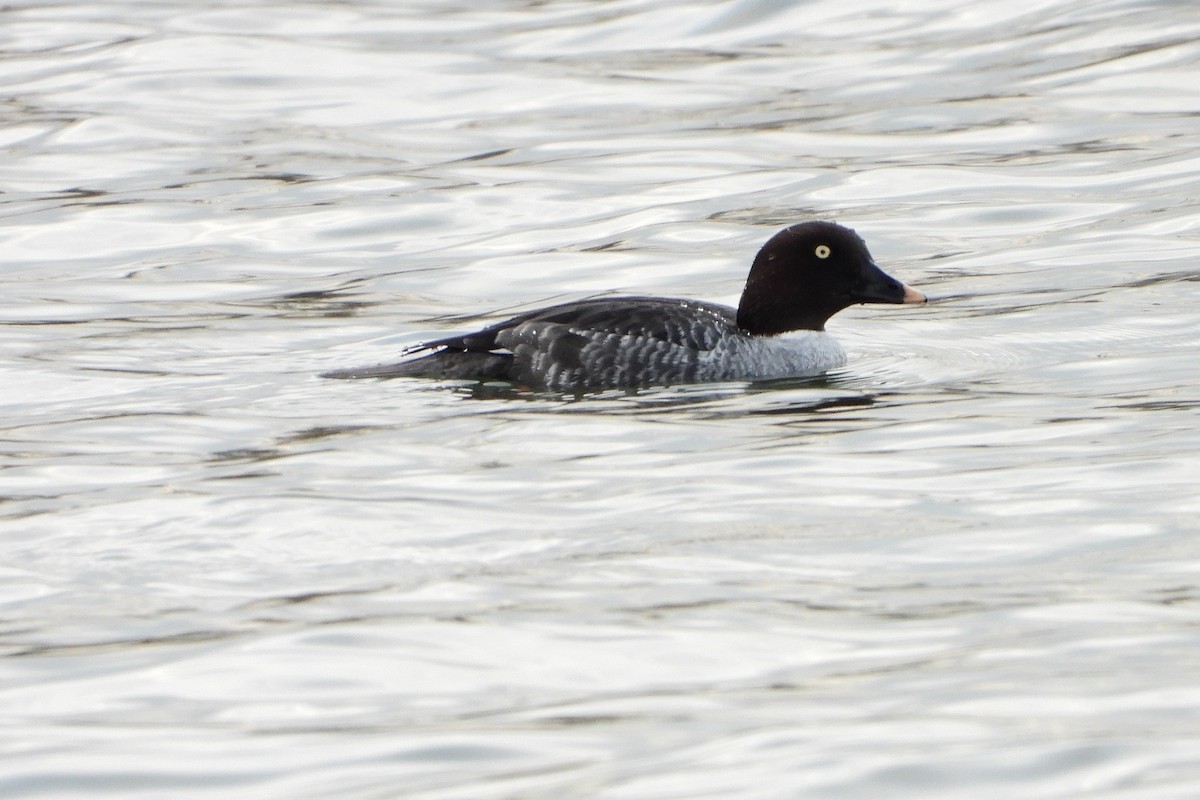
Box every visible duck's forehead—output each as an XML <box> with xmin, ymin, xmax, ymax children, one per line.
<box><xmin>785</xmin><ymin>222</ymin><xmax>867</xmax><ymax>251</ymax></box>
<box><xmin>815</xmin><ymin>223</ymin><xmax>864</xmax><ymax>247</ymax></box>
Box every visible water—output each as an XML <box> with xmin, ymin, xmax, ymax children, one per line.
<box><xmin>3</xmin><ymin>0</ymin><xmax>1200</xmax><ymax>797</ymax></box>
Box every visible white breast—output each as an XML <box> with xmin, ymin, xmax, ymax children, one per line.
<box><xmin>699</xmin><ymin>330</ymin><xmax>847</xmax><ymax>381</ymax></box>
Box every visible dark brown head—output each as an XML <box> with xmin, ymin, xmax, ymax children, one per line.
<box><xmin>735</xmin><ymin>221</ymin><xmax>925</xmax><ymax>335</ymax></box>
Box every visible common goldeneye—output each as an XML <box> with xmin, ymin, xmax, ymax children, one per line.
<box><xmin>325</xmin><ymin>221</ymin><xmax>925</xmax><ymax>391</ymax></box>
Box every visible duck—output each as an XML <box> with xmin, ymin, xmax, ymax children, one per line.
<box><xmin>324</xmin><ymin>221</ymin><xmax>925</xmax><ymax>391</ymax></box>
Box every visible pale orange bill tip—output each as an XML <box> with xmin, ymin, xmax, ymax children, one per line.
<box><xmin>901</xmin><ymin>284</ymin><xmax>927</xmax><ymax>304</ymax></box>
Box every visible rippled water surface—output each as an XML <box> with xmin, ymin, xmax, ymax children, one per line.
<box><xmin>4</xmin><ymin>1</ymin><xmax>1200</xmax><ymax>797</ymax></box>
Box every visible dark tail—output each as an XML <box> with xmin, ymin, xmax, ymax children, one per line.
<box><xmin>322</xmin><ymin>346</ymin><xmax>513</xmax><ymax>381</ymax></box>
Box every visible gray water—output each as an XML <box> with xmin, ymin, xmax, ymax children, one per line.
<box><xmin>3</xmin><ymin>1</ymin><xmax>1200</xmax><ymax>797</ymax></box>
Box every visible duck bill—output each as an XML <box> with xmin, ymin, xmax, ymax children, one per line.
<box><xmin>851</xmin><ymin>261</ymin><xmax>926</xmax><ymax>305</ymax></box>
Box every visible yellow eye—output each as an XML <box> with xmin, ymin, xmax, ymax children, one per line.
<box><xmin>815</xmin><ymin>244</ymin><xmax>831</xmax><ymax>259</ymax></box>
